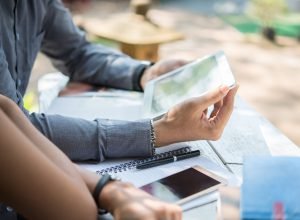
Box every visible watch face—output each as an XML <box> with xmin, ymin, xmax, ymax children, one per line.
<box><xmin>140</xmin><ymin>61</ymin><xmax>153</xmax><ymax>66</ymax></box>
<box><xmin>107</xmin><ymin>174</ymin><xmax>121</xmax><ymax>181</ymax></box>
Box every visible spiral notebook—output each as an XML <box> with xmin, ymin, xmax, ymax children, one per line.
<box><xmin>96</xmin><ymin>146</ymin><xmax>192</xmax><ymax>175</ymax></box>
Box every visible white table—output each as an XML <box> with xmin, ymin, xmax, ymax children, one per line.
<box><xmin>40</xmin><ymin>74</ymin><xmax>300</xmax><ymax>219</ymax></box>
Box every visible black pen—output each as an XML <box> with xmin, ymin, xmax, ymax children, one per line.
<box><xmin>136</xmin><ymin>150</ymin><xmax>200</xmax><ymax>170</ymax></box>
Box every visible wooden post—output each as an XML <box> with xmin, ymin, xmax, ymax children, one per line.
<box><xmin>120</xmin><ymin>43</ymin><xmax>159</xmax><ymax>62</ymax></box>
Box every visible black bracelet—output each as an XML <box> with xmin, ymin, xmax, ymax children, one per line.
<box><xmin>132</xmin><ymin>61</ymin><xmax>154</xmax><ymax>91</ymax></box>
<box><xmin>93</xmin><ymin>174</ymin><xmax>112</xmax><ymax>210</ymax></box>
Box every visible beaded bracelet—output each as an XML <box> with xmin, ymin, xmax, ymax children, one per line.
<box><xmin>150</xmin><ymin>119</ymin><xmax>156</xmax><ymax>155</ymax></box>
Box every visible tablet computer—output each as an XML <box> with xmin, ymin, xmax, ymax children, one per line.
<box><xmin>143</xmin><ymin>51</ymin><xmax>236</xmax><ymax>118</ymax></box>
<box><xmin>140</xmin><ymin>165</ymin><xmax>226</xmax><ymax>205</ymax></box>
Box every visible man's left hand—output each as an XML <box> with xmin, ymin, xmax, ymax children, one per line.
<box><xmin>140</xmin><ymin>59</ymin><xmax>189</xmax><ymax>90</ymax></box>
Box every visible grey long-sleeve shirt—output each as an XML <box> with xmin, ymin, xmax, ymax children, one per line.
<box><xmin>0</xmin><ymin>0</ymin><xmax>153</xmax><ymax>162</ymax></box>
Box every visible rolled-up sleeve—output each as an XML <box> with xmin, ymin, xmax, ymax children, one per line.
<box><xmin>29</xmin><ymin>113</ymin><xmax>152</xmax><ymax>162</ymax></box>
<box><xmin>41</xmin><ymin>0</ymin><xmax>148</xmax><ymax>91</ymax></box>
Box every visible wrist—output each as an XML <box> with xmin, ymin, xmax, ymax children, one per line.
<box><xmin>153</xmin><ymin>117</ymin><xmax>175</xmax><ymax>147</ymax></box>
<box><xmin>139</xmin><ymin>61</ymin><xmax>154</xmax><ymax>90</ymax></box>
<box><xmin>97</xmin><ymin>181</ymin><xmax>117</xmax><ymax>212</ymax></box>
<box><xmin>99</xmin><ymin>181</ymin><xmax>133</xmax><ymax>213</ymax></box>
<box><xmin>140</xmin><ymin>66</ymin><xmax>151</xmax><ymax>89</ymax></box>
<box><xmin>93</xmin><ymin>174</ymin><xmax>119</xmax><ymax>213</ymax></box>
<box><xmin>133</xmin><ymin>61</ymin><xmax>152</xmax><ymax>92</ymax></box>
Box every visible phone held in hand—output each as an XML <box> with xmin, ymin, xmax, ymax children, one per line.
<box><xmin>143</xmin><ymin>51</ymin><xmax>236</xmax><ymax>118</ymax></box>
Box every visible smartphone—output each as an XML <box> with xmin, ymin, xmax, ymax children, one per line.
<box><xmin>143</xmin><ymin>51</ymin><xmax>236</xmax><ymax>118</ymax></box>
<box><xmin>140</xmin><ymin>165</ymin><xmax>226</xmax><ymax>205</ymax></box>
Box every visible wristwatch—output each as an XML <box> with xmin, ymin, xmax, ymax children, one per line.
<box><xmin>93</xmin><ymin>174</ymin><xmax>119</xmax><ymax>214</ymax></box>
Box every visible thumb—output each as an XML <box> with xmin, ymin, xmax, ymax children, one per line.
<box><xmin>200</xmin><ymin>85</ymin><xmax>229</xmax><ymax>107</ymax></box>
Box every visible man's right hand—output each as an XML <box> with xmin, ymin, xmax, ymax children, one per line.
<box><xmin>154</xmin><ymin>85</ymin><xmax>238</xmax><ymax>146</ymax></box>
<box><xmin>100</xmin><ymin>181</ymin><xmax>182</xmax><ymax>220</ymax></box>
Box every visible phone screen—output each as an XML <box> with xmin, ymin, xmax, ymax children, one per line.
<box><xmin>140</xmin><ymin>167</ymin><xmax>221</xmax><ymax>203</ymax></box>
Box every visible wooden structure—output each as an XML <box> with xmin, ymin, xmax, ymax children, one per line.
<box><xmin>79</xmin><ymin>0</ymin><xmax>183</xmax><ymax>61</ymax></box>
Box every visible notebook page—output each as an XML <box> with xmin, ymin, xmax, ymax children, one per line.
<box><xmin>79</xmin><ymin>142</ymin><xmax>189</xmax><ymax>174</ymax></box>
<box><xmin>79</xmin><ymin>142</ymin><xmax>240</xmax><ymax>187</ymax></box>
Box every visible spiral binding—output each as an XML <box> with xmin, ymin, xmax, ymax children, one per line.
<box><xmin>96</xmin><ymin>146</ymin><xmax>191</xmax><ymax>175</ymax></box>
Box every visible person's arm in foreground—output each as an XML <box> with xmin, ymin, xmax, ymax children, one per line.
<box><xmin>0</xmin><ymin>103</ymin><xmax>97</xmax><ymax>220</ymax></box>
<box><xmin>0</xmin><ymin>95</ymin><xmax>181</xmax><ymax>220</ymax></box>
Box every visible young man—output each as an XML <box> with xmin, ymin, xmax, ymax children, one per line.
<box><xmin>0</xmin><ymin>0</ymin><xmax>187</xmax><ymax>162</ymax></box>
<box><xmin>0</xmin><ymin>0</ymin><xmax>237</xmax><ymax>162</ymax></box>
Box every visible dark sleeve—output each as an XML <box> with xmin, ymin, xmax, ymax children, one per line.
<box><xmin>41</xmin><ymin>0</ymin><xmax>149</xmax><ymax>91</ymax></box>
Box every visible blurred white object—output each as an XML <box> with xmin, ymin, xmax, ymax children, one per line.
<box><xmin>38</xmin><ymin>73</ymin><xmax>69</xmax><ymax>113</ymax></box>
<box><xmin>287</xmin><ymin>0</ymin><xmax>300</xmax><ymax>11</ymax></box>
<box><xmin>214</xmin><ymin>1</ymin><xmax>240</xmax><ymax>14</ymax></box>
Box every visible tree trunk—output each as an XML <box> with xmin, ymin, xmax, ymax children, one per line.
<box><xmin>261</xmin><ymin>27</ymin><xmax>276</xmax><ymax>42</ymax></box>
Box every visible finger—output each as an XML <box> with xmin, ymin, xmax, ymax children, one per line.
<box><xmin>200</xmin><ymin>85</ymin><xmax>229</xmax><ymax>108</ymax></box>
<box><xmin>171</xmin><ymin>205</ymin><xmax>182</xmax><ymax>220</ymax></box>
<box><xmin>164</xmin><ymin>204</ymin><xmax>181</xmax><ymax>220</ymax></box>
<box><xmin>211</xmin><ymin>85</ymin><xmax>238</xmax><ymax>129</ymax></box>
<box><xmin>224</xmin><ymin>85</ymin><xmax>239</xmax><ymax>104</ymax></box>
<box><xmin>157</xmin><ymin>205</ymin><xmax>168</xmax><ymax>220</ymax></box>
<box><xmin>210</xmin><ymin>99</ymin><xmax>223</xmax><ymax>118</ymax></box>
<box><xmin>161</xmin><ymin>60</ymin><xmax>190</xmax><ymax>73</ymax></box>
<box><xmin>174</xmin><ymin>60</ymin><xmax>190</xmax><ymax>67</ymax></box>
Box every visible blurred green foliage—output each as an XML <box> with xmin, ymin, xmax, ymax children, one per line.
<box><xmin>220</xmin><ymin>13</ymin><xmax>300</xmax><ymax>38</ymax></box>
<box><xmin>23</xmin><ymin>91</ymin><xmax>38</xmax><ymax>112</ymax></box>
<box><xmin>248</xmin><ymin>0</ymin><xmax>288</xmax><ymax>27</ymax></box>
<box><xmin>91</xmin><ymin>37</ymin><xmax>119</xmax><ymax>49</ymax></box>
<box><xmin>220</xmin><ymin>0</ymin><xmax>300</xmax><ymax>38</ymax></box>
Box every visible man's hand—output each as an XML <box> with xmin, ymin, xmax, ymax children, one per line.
<box><xmin>100</xmin><ymin>181</ymin><xmax>182</xmax><ymax>220</ymax></box>
<box><xmin>140</xmin><ymin>59</ymin><xmax>189</xmax><ymax>89</ymax></box>
<box><xmin>153</xmin><ymin>85</ymin><xmax>239</xmax><ymax>146</ymax></box>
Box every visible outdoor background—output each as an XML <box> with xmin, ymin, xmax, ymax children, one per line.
<box><xmin>27</xmin><ymin>0</ymin><xmax>300</xmax><ymax>146</ymax></box>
